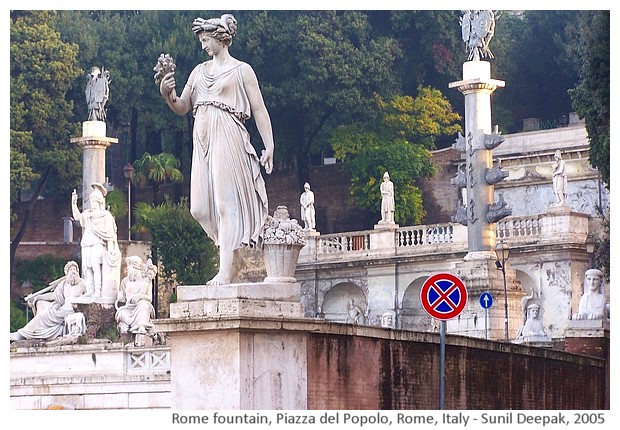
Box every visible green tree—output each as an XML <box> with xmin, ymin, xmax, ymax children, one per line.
<box><xmin>566</xmin><ymin>11</ymin><xmax>610</xmax><ymax>188</ymax></box>
<box><xmin>133</xmin><ymin>198</ymin><xmax>218</xmax><ymax>285</ymax></box>
<box><xmin>237</xmin><ymin>11</ymin><xmax>401</xmax><ymax>187</ymax></box>
<box><xmin>10</xmin><ymin>11</ymin><xmax>83</xmax><ymax>276</ymax></box>
<box><xmin>496</xmin><ymin>11</ymin><xmax>580</xmax><ymax>133</ymax></box>
<box><xmin>132</xmin><ymin>152</ymin><xmax>184</xmax><ymax>205</ymax></box>
<box><xmin>333</xmin><ymin>87</ymin><xmax>461</xmax><ymax>225</ymax></box>
<box><xmin>10</xmin><ymin>300</ymin><xmax>28</xmax><ymax>333</ymax></box>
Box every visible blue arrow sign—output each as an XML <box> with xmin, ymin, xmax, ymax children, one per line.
<box><xmin>479</xmin><ymin>292</ymin><xmax>493</xmax><ymax>309</ymax></box>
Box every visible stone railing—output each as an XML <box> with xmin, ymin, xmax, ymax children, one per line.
<box><xmin>496</xmin><ymin>215</ymin><xmax>543</xmax><ymax>241</ymax></box>
<box><xmin>397</xmin><ymin>224</ymin><xmax>459</xmax><ymax>248</ymax></box>
<box><xmin>317</xmin><ymin>231</ymin><xmax>372</xmax><ymax>254</ymax></box>
<box><xmin>127</xmin><ymin>348</ymin><xmax>170</xmax><ymax>373</ymax></box>
<box><xmin>298</xmin><ymin>210</ymin><xmax>590</xmax><ymax>265</ymax></box>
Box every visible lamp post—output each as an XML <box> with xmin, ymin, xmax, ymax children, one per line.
<box><xmin>495</xmin><ymin>241</ymin><xmax>510</xmax><ymax>342</ymax></box>
<box><xmin>123</xmin><ymin>163</ymin><xmax>135</xmax><ymax>241</ymax></box>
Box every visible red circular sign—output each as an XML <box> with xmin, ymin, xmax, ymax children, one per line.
<box><xmin>420</xmin><ymin>273</ymin><xmax>468</xmax><ymax>321</ymax></box>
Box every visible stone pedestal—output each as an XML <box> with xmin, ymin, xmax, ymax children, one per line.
<box><xmin>73</xmin><ymin>301</ymin><xmax>116</xmax><ymax>340</ymax></box>
<box><xmin>371</xmin><ymin>223</ymin><xmax>398</xmax><ymax>251</ymax></box>
<box><xmin>451</xmin><ymin>257</ymin><xmax>521</xmax><ymax>340</ymax></box>
<box><xmin>155</xmin><ymin>282</ymin><xmax>308</xmax><ymax>410</ymax></box>
<box><xmin>513</xmin><ymin>335</ymin><xmax>553</xmax><ymax>348</ymax></box>
<box><xmin>564</xmin><ymin>319</ymin><xmax>610</xmax><ymax>359</ymax></box>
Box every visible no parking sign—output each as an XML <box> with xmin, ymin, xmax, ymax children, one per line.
<box><xmin>420</xmin><ymin>273</ymin><xmax>468</xmax><ymax>321</ymax></box>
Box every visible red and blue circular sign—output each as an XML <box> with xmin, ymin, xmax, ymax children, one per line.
<box><xmin>420</xmin><ymin>273</ymin><xmax>468</xmax><ymax>321</ymax></box>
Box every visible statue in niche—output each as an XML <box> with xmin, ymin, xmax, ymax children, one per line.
<box><xmin>460</xmin><ymin>10</ymin><xmax>496</xmax><ymax>61</ymax></box>
<box><xmin>115</xmin><ymin>256</ymin><xmax>158</xmax><ymax>337</ymax></box>
<box><xmin>299</xmin><ymin>182</ymin><xmax>316</xmax><ymax>231</ymax></box>
<box><xmin>10</xmin><ymin>261</ymin><xmax>87</xmax><ymax>342</ymax></box>
<box><xmin>378</xmin><ymin>172</ymin><xmax>395</xmax><ymax>224</ymax></box>
<box><xmin>552</xmin><ymin>150</ymin><xmax>568</xmax><ymax>205</ymax></box>
<box><xmin>573</xmin><ymin>269</ymin><xmax>609</xmax><ymax>320</ymax></box>
<box><xmin>516</xmin><ymin>303</ymin><xmax>548</xmax><ymax>339</ymax></box>
<box><xmin>85</xmin><ymin>66</ymin><xmax>110</xmax><ymax>122</ymax></box>
<box><xmin>158</xmin><ymin>13</ymin><xmax>274</xmax><ymax>286</ymax></box>
<box><xmin>71</xmin><ymin>183</ymin><xmax>121</xmax><ymax>297</ymax></box>
<box><xmin>346</xmin><ymin>299</ymin><xmax>364</xmax><ymax>325</ymax></box>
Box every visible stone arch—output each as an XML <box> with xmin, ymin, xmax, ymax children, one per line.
<box><xmin>514</xmin><ymin>268</ymin><xmax>546</xmax><ymax>328</ymax></box>
<box><xmin>400</xmin><ymin>277</ymin><xmax>436</xmax><ymax>332</ymax></box>
<box><xmin>321</xmin><ymin>282</ymin><xmax>367</xmax><ymax>324</ymax></box>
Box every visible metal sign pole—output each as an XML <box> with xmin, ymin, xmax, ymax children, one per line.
<box><xmin>420</xmin><ymin>273</ymin><xmax>468</xmax><ymax>412</ymax></box>
<box><xmin>485</xmin><ymin>308</ymin><xmax>488</xmax><ymax>339</ymax></box>
<box><xmin>439</xmin><ymin>320</ymin><xmax>446</xmax><ymax>410</ymax></box>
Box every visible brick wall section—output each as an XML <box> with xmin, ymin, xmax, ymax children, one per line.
<box><xmin>564</xmin><ymin>336</ymin><xmax>609</xmax><ymax>359</ymax></box>
<box><xmin>14</xmin><ymin>243</ymin><xmax>81</xmax><ymax>262</ymax></box>
<box><xmin>307</xmin><ymin>332</ymin><xmax>608</xmax><ymax>410</ymax></box>
<box><xmin>418</xmin><ymin>147</ymin><xmax>462</xmax><ymax>223</ymax></box>
<box><xmin>264</xmin><ymin>164</ymin><xmax>374</xmax><ymax>233</ymax></box>
<box><xmin>11</xmin><ymin>198</ymin><xmax>73</xmax><ymax>243</ymax></box>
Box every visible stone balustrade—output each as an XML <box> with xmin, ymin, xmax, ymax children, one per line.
<box><xmin>299</xmin><ymin>210</ymin><xmax>589</xmax><ymax>264</ymax></box>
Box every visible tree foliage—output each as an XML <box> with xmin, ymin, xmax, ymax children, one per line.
<box><xmin>133</xmin><ymin>198</ymin><xmax>218</xmax><ymax>285</ymax></box>
<box><xmin>132</xmin><ymin>152</ymin><xmax>184</xmax><ymax>205</ymax></box>
<box><xmin>332</xmin><ymin>87</ymin><xmax>461</xmax><ymax>225</ymax></box>
<box><xmin>566</xmin><ymin>11</ymin><xmax>610</xmax><ymax>188</ymax></box>
<box><xmin>10</xmin><ymin>11</ymin><xmax>83</xmax><ymax>272</ymax></box>
<box><xmin>237</xmin><ymin>11</ymin><xmax>401</xmax><ymax>186</ymax></box>
<box><xmin>493</xmin><ymin>11</ymin><xmax>581</xmax><ymax>133</ymax></box>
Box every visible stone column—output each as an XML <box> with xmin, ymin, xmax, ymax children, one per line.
<box><xmin>70</xmin><ymin>121</ymin><xmax>118</xmax><ymax>209</ymax></box>
<box><xmin>449</xmin><ymin>61</ymin><xmax>506</xmax><ymax>260</ymax></box>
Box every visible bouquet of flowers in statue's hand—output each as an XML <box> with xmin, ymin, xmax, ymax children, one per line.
<box><xmin>153</xmin><ymin>54</ymin><xmax>177</xmax><ymax>101</ymax></box>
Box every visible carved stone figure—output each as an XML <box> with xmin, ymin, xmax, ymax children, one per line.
<box><xmin>346</xmin><ymin>299</ymin><xmax>364</xmax><ymax>325</ymax></box>
<box><xmin>451</xmin><ymin>204</ymin><xmax>468</xmax><ymax>226</ymax></box>
<box><xmin>460</xmin><ymin>10</ymin><xmax>496</xmax><ymax>61</ymax></box>
<box><xmin>10</xmin><ymin>261</ymin><xmax>87</xmax><ymax>342</ymax></box>
<box><xmin>85</xmin><ymin>66</ymin><xmax>110</xmax><ymax>122</ymax></box>
<box><xmin>516</xmin><ymin>303</ymin><xmax>547</xmax><ymax>339</ymax></box>
<box><xmin>71</xmin><ymin>183</ymin><xmax>121</xmax><ymax>296</ymax></box>
<box><xmin>552</xmin><ymin>150</ymin><xmax>567</xmax><ymax>205</ymax></box>
<box><xmin>451</xmin><ymin>164</ymin><xmax>467</xmax><ymax>189</ymax></box>
<box><xmin>381</xmin><ymin>311</ymin><xmax>395</xmax><ymax>329</ymax></box>
<box><xmin>486</xmin><ymin>159</ymin><xmax>510</xmax><ymax>185</ymax></box>
<box><xmin>115</xmin><ymin>256</ymin><xmax>157</xmax><ymax>336</ymax></box>
<box><xmin>300</xmin><ymin>182</ymin><xmax>316</xmax><ymax>231</ymax></box>
<box><xmin>378</xmin><ymin>172</ymin><xmax>395</xmax><ymax>224</ymax></box>
<box><xmin>486</xmin><ymin>192</ymin><xmax>512</xmax><ymax>223</ymax></box>
<box><xmin>573</xmin><ymin>269</ymin><xmax>608</xmax><ymax>320</ymax></box>
<box><xmin>158</xmin><ymin>13</ymin><xmax>274</xmax><ymax>286</ymax></box>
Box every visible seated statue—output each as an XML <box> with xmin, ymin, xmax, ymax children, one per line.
<box><xmin>573</xmin><ymin>269</ymin><xmax>608</xmax><ymax>320</ymax></box>
<box><xmin>10</xmin><ymin>261</ymin><xmax>87</xmax><ymax>342</ymax></box>
<box><xmin>115</xmin><ymin>256</ymin><xmax>157</xmax><ymax>336</ymax></box>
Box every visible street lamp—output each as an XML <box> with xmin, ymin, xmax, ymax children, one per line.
<box><xmin>495</xmin><ymin>241</ymin><xmax>510</xmax><ymax>342</ymax></box>
<box><xmin>123</xmin><ymin>163</ymin><xmax>135</xmax><ymax>241</ymax></box>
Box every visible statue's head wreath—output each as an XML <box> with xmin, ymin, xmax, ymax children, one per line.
<box><xmin>192</xmin><ymin>14</ymin><xmax>237</xmax><ymax>46</ymax></box>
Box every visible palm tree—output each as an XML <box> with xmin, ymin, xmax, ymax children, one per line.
<box><xmin>132</xmin><ymin>152</ymin><xmax>184</xmax><ymax>206</ymax></box>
